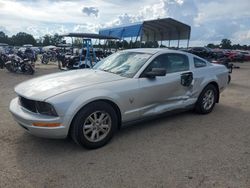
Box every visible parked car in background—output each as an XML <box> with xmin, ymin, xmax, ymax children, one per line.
<box><xmin>9</xmin><ymin>48</ymin><xmax>229</xmax><ymax>149</ymax></box>
<box><xmin>238</xmin><ymin>51</ymin><xmax>250</xmax><ymax>61</ymax></box>
<box><xmin>226</xmin><ymin>50</ymin><xmax>244</xmax><ymax>62</ymax></box>
<box><xmin>187</xmin><ymin>47</ymin><xmax>213</xmax><ymax>59</ymax></box>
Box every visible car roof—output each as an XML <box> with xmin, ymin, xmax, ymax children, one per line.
<box><xmin>123</xmin><ymin>48</ymin><xmax>186</xmax><ymax>55</ymax></box>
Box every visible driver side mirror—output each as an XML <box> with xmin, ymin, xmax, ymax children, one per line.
<box><xmin>144</xmin><ymin>68</ymin><xmax>166</xmax><ymax>78</ymax></box>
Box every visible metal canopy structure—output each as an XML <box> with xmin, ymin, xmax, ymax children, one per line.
<box><xmin>60</xmin><ymin>33</ymin><xmax>120</xmax><ymax>69</ymax></box>
<box><xmin>60</xmin><ymin>33</ymin><xmax>119</xmax><ymax>40</ymax></box>
<box><xmin>0</xmin><ymin>43</ymin><xmax>8</xmax><ymax>46</ymax></box>
<box><xmin>99</xmin><ymin>18</ymin><xmax>191</xmax><ymax>47</ymax></box>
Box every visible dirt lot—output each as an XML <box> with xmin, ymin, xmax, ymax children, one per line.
<box><xmin>0</xmin><ymin>62</ymin><xmax>250</xmax><ymax>188</ymax></box>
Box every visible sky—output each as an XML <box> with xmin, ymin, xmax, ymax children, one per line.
<box><xmin>0</xmin><ymin>0</ymin><xmax>250</xmax><ymax>46</ymax></box>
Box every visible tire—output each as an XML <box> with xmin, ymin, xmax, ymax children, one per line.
<box><xmin>228</xmin><ymin>75</ymin><xmax>231</xmax><ymax>84</ymax></box>
<box><xmin>195</xmin><ymin>84</ymin><xmax>218</xmax><ymax>114</ymax></box>
<box><xmin>23</xmin><ymin>64</ymin><xmax>34</xmax><ymax>75</ymax></box>
<box><xmin>50</xmin><ymin>56</ymin><xmax>57</xmax><ymax>62</ymax></box>
<box><xmin>5</xmin><ymin>61</ymin><xmax>15</xmax><ymax>73</ymax></box>
<box><xmin>41</xmin><ymin>56</ymin><xmax>49</xmax><ymax>64</ymax></box>
<box><xmin>58</xmin><ymin>61</ymin><xmax>62</xmax><ymax>70</ymax></box>
<box><xmin>79</xmin><ymin>64</ymin><xmax>90</xmax><ymax>69</ymax></box>
<box><xmin>70</xmin><ymin>101</ymin><xmax>118</xmax><ymax>149</ymax></box>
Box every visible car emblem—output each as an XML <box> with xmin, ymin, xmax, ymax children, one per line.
<box><xmin>129</xmin><ymin>98</ymin><xmax>134</xmax><ymax>104</ymax></box>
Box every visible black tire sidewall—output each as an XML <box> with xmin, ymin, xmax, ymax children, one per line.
<box><xmin>23</xmin><ymin>64</ymin><xmax>34</xmax><ymax>75</ymax></box>
<box><xmin>72</xmin><ymin>101</ymin><xmax>118</xmax><ymax>149</ymax></box>
<box><xmin>228</xmin><ymin>75</ymin><xmax>231</xmax><ymax>84</ymax></box>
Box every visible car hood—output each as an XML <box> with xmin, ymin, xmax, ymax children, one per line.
<box><xmin>15</xmin><ymin>69</ymin><xmax>125</xmax><ymax>100</ymax></box>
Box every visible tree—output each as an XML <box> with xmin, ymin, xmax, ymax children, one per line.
<box><xmin>10</xmin><ymin>32</ymin><xmax>36</xmax><ymax>46</ymax></box>
<box><xmin>207</xmin><ymin>43</ymin><xmax>219</xmax><ymax>49</ymax></box>
<box><xmin>42</xmin><ymin>34</ymin><xmax>63</xmax><ymax>46</ymax></box>
<box><xmin>122</xmin><ymin>40</ymin><xmax>129</xmax><ymax>49</ymax></box>
<box><xmin>42</xmin><ymin>34</ymin><xmax>52</xmax><ymax>46</ymax></box>
<box><xmin>232</xmin><ymin>44</ymin><xmax>241</xmax><ymax>50</ymax></box>
<box><xmin>73</xmin><ymin>38</ymin><xmax>82</xmax><ymax>48</ymax></box>
<box><xmin>51</xmin><ymin>33</ymin><xmax>63</xmax><ymax>45</ymax></box>
<box><xmin>220</xmin><ymin>39</ymin><xmax>232</xmax><ymax>49</ymax></box>
<box><xmin>36</xmin><ymin>37</ymin><xmax>43</xmax><ymax>46</ymax></box>
<box><xmin>0</xmin><ymin>31</ymin><xmax>9</xmax><ymax>44</ymax></box>
<box><xmin>143</xmin><ymin>41</ymin><xmax>159</xmax><ymax>48</ymax></box>
<box><xmin>242</xmin><ymin>45</ymin><xmax>248</xmax><ymax>50</ymax></box>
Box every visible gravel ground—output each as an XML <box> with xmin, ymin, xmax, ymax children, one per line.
<box><xmin>0</xmin><ymin>62</ymin><xmax>250</xmax><ymax>188</ymax></box>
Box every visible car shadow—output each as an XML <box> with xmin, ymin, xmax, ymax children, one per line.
<box><xmin>14</xmin><ymin>103</ymin><xmax>250</xmax><ymax>187</ymax></box>
<box><xmin>16</xmin><ymin>109</ymin><xmax>193</xmax><ymax>154</ymax></box>
<box><xmin>119</xmin><ymin>109</ymin><xmax>194</xmax><ymax>135</ymax></box>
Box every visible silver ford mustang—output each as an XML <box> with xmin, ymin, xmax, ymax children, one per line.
<box><xmin>9</xmin><ymin>48</ymin><xmax>229</xmax><ymax>149</ymax></box>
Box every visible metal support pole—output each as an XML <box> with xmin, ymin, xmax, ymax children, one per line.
<box><xmin>177</xmin><ymin>31</ymin><xmax>180</xmax><ymax>49</ymax></box>
<box><xmin>187</xmin><ymin>29</ymin><xmax>191</xmax><ymax>48</ymax></box>
<box><xmin>71</xmin><ymin>37</ymin><xmax>74</xmax><ymax>54</ymax></box>
<box><xmin>79</xmin><ymin>39</ymin><xmax>84</xmax><ymax>66</ymax></box>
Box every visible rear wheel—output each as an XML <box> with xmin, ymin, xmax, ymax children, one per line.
<box><xmin>23</xmin><ymin>64</ymin><xmax>34</xmax><ymax>75</ymax></box>
<box><xmin>70</xmin><ymin>101</ymin><xmax>118</xmax><ymax>149</ymax></box>
<box><xmin>195</xmin><ymin>84</ymin><xmax>218</xmax><ymax>114</ymax></box>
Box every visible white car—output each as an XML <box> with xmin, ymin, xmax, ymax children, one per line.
<box><xmin>9</xmin><ymin>48</ymin><xmax>229</xmax><ymax>149</ymax></box>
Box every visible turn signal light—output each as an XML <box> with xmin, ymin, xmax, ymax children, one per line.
<box><xmin>32</xmin><ymin>122</ymin><xmax>61</xmax><ymax>127</ymax></box>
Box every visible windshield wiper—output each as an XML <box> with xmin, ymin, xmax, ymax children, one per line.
<box><xmin>102</xmin><ymin>69</ymin><xmax>113</xmax><ymax>73</ymax></box>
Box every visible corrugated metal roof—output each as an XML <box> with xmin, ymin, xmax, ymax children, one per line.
<box><xmin>99</xmin><ymin>23</ymin><xmax>142</xmax><ymax>39</ymax></box>
<box><xmin>99</xmin><ymin>18</ymin><xmax>191</xmax><ymax>41</ymax></box>
<box><xmin>60</xmin><ymin>33</ymin><xmax>119</xmax><ymax>40</ymax></box>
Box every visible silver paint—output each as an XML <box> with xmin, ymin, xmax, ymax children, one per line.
<box><xmin>9</xmin><ymin>48</ymin><xmax>229</xmax><ymax>138</ymax></box>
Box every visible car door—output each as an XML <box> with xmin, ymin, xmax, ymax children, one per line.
<box><xmin>137</xmin><ymin>53</ymin><xmax>194</xmax><ymax>117</ymax></box>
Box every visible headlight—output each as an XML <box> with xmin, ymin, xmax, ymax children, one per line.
<box><xmin>35</xmin><ymin>101</ymin><xmax>58</xmax><ymax>117</ymax></box>
<box><xmin>19</xmin><ymin>96</ymin><xmax>58</xmax><ymax>117</ymax></box>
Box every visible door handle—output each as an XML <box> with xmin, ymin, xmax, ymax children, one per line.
<box><xmin>181</xmin><ymin>72</ymin><xmax>193</xmax><ymax>87</ymax></box>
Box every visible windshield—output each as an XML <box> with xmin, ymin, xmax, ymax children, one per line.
<box><xmin>93</xmin><ymin>51</ymin><xmax>152</xmax><ymax>78</ymax></box>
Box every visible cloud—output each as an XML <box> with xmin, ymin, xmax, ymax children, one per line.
<box><xmin>0</xmin><ymin>2</ymin><xmax>4</xmax><ymax>8</ymax></box>
<box><xmin>82</xmin><ymin>6</ymin><xmax>99</xmax><ymax>17</ymax></box>
<box><xmin>233</xmin><ymin>30</ymin><xmax>250</xmax><ymax>43</ymax></box>
<box><xmin>73</xmin><ymin>23</ymin><xmax>100</xmax><ymax>33</ymax></box>
<box><xmin>104</xmin><ymin>0</ymin><xmax>198</xmax><ymax>27</ymax></box>
<box><xmin>0</xmin><ymin>26</ymin><xmax>9</xmax><ymax>34</ymax></box>
<box><xmin>194</xmin><ymin>0</ymin><xmax>250</xmax><ymax>25</ymax></box>
<box><xmin>191</xmin><ymin>0</ymin><xmax>250</xmax><ymax>45</ymax></box>
<box><xmin>0</xmin><ymin>0</ymin><xmax>250</xmax><ymax>46</ymax></box>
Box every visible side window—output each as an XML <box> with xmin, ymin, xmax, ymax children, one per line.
<box><xmin>143</xmin><ymin>53</ymin><xmax>189</xmax><ymax>75</ymax></box>
<box><xmin>144</xmin><ymin>54</ymin><xmax>168</xmax><ymax>72</ymax></box>
<box><xmin>194</xmin><ymin>57</ymin><xmax>207</xmax><ymax>68</ymax></box>
<box><xmin>167</xmin><ymin>54</ymin><xmax>189</xmax><ymax>73</ymax></box>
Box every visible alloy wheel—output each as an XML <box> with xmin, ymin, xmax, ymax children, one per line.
<box><xmin>83</xmin><ymin>111</ymin><xmax>112</xmax><ymax>142</ymax></box>
<box><xmin>202</xmin><ymin>89</ymin><xmax>215</xmax><ymax>110</ymax></box>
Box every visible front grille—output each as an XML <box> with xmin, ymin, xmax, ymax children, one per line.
<box><xmin>19</xmin><ymin>96</ymin><xmax>37</xmax><ymax>113</ymax></box>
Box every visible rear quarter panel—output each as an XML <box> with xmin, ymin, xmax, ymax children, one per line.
<box><xmin>191</xmin><ymin>59</ymin><xmax>228</xmax><ymax>99</ymax></box>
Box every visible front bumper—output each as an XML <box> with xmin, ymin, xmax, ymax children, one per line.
<box><xmin>9</xmin><ymin>97</ymin><xmax>68</xmax><ymax>139</ymax></box>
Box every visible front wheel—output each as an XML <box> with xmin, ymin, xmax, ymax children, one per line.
<box><xmin>5</xmin><ymin>61</ymin><xmax>15</xmax><ymax>73</ymax></box>
<box><xmin>195</xmin><ymin>84</ymin><xmax>218</xmax><ymax>114</ymax></box>
<box><xmin>70</xmin><ymin>101</ymin><xmax>118</xmax><ymax>149</ymax></box>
